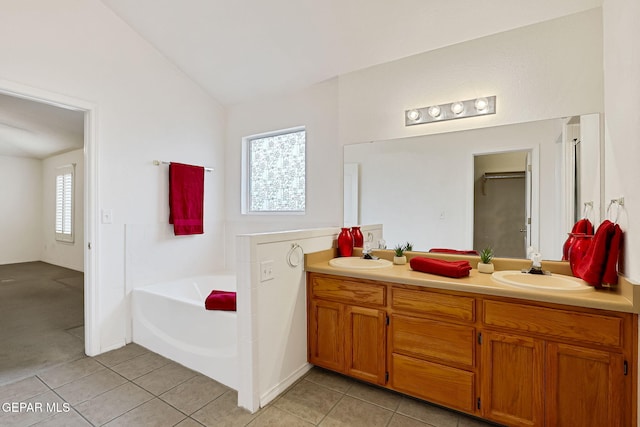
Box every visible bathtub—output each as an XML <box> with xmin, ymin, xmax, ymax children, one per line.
<box><xmin>132</xmin><ymin>274</ymin><xmax>238</xmax><ymax>390</ymax></box>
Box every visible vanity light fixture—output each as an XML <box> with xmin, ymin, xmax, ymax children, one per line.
<box><xmin>405</xmin><ymin>95</ymin><xmax>496</xmax><ymax>126</ymax></box>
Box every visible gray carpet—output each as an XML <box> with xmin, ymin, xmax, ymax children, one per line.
<box><xmin>0</xmin><ymin>261</ymin><xmax>84</xmax><ymax>386</ymax></box>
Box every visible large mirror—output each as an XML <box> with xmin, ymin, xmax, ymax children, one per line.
<box><xmin>343</xmin><ymin>114</ymin><xmax>602</xmax><ymax>260</ymax></box>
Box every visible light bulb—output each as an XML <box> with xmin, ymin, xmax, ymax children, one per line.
<box><xmin>427</xmin><ymin>105</ymin><xmax>441</xmax><ymax>118</ymax></box>
<box><xmin>475</xmin><ymin>97</ymin><xmax>489</xmax><ymax>112</ymax></box>
<box><xmin>450</xmin><ymin>101</ymin><xmax>465</xmax><ymax>115</ymax></box>
<box><xmin>406</xmin><ymin>109</ymin><xmax>421</xmax><ymax>121</ymax></box>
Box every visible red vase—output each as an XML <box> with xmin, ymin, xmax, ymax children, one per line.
<box><xmin>351</xmin><ymin>226</ymin><xmax>364</xmax><ymax>247</ymax></box>
<box><xmin>337</xmin><ymin>228</ymin><xmax>354</xmax><ymax>257</ymax></box>
<box><xmin>568</xmin><ymin>234</ymin><xmax>593</xmax><ymax>276</ymax></box>
<box><xmin>562</xmin><ymin>233</ymin><xmax>577</xmax><ymax>261</ymax></box>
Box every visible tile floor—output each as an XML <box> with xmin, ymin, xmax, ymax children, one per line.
<box><xmin>0</xmin><ymin>343</ymin><xmax>498</xmax><ymax>426</ymax></box>
<box><xmin>1</xmin><ymin>262</ymin><xmax>499</xmax><ymax>426</ymax></box>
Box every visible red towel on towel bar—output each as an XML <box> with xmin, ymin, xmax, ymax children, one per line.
<box><xmin>169</xmin><ymin>162</ymin><xmax>204</xmax><ymax>235</ymax></box>
<box><xmin>571</xmin><ymin>218</ymin><xmax>594</xmax><ymax>235</ymax></box>
<box><xmin>205</xmin><ymin>290</ymin><xmax>236</xmax><ymax>311</ymax></box>
<box><xmin>575</xmin><ymin>220</ymin><xmax>616</xmax><ymax>288</ymax></box>
<box><xmin>602</xmin><ymin>223</ymin><xmax>623</xmax><ymax>286</ymax></box>
<box><xmin>410</xmin><ymin>257</ymin><xmax>472</xmax><ymax>278</ymax></box>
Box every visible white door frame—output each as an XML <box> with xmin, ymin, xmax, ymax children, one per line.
<box><xmin>0</xmin><ymin>79</ymin><xmax>100</xmax><ymax>356</ymax></box>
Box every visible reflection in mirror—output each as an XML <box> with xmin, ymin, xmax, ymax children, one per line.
<box><xmin>343</xmin><ymin>115</ymin><xmax>601</xmax><ymax>260</ymax></box>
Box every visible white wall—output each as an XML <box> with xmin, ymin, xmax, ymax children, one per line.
<box><xmin>0</xmin><ymin>0</ymin><xmax>226</xmax><ymax>352</ymax></box>
<box><xmin>225</xmin><ymin>79</ymin><xmax>342</xmax><ymax>268</ymax></box>
<box><xmin>0</xmin><ymin>156</ymin><xmax>42</xmax><ymax>264</ymax></box>
<box><xmin>603</xmin><ymin>0</ymin><xmax>640</xmax><ymax>283</ymax></box>
<box><xmin>338</xmin><ymin>8</ymin><xmax>603</xmax><ymax>145</ymax></box>
<box><xmin>41</xmin><ymin>149</ymin><xmax>84</xmax><ymax>272</ymax></box>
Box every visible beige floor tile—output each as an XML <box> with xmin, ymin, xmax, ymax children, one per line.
<box><xmin>74</xmin><ymin>382</ymin><xmax>153</xmax><ymax>425</ymax></box>
<box><xmin>133</xmin><ymin>360</ymin><xmax>198</xmax><ymax>395</ymax></box>
<box><xmin>175</xmin><ymin>418</ymin><xmax>206</xmax><ymax>427</ymax></box>
<box><xmin>103</xmin><ymin>397</ymin><xmax>187</xmax><ymax>427</ymax></box>
<box><xmin>191</xmin><ymin>390</ymin><xmax>257</xmax><ymax>427</ymax></box>
<box><xmin>273</xmin><ymin>379</ymin><xmax>343</xmax><ymax>424</ymax></box>
<box><xmin>248</xmin><ymin>406</ymin><xmax>314</xmax><ymax>426</ymax></box>
<box><xmin>95</xmin><ymin>343</ymin><xmax>149</xmax><ymax>367</ymax></box>
<box><xmin>66</xmin><ymin>326</ymin><xmax>85</xmax><ymax>340</ymax></box>
<box><xmin>0</xmin><ymin>390</ymin><xmax>67</xmax><ymax>427</ymax></box>
<box><xmin>304</xmin><ymin>367</ymin><xmax>354</xmax><ymax>393</ymax></box>
<box><xmin>0</xmin><ymin>376</ymin><xmax>48</xmax><ymax>402</ymax></box>
<box><xmin>109</xmin><ymin>352</ymin><xmax>170</xmax><ymax>380</ymax></box>
<box><xmin>346</xmin><ymin>381</ymin><xmax>402</xmax><ymax>411</ymax></box>
<box><xmin>159</xmin><ymin>374</ymin><xmax>229</xmax><ymax>415</ymax></box>
<box><xmin>320</xmin><ymin>395</ymin><xmax>393</xmax><ymax>427</ymax></box>
<box><xmin>38</xmin><ymin>357</ymin><xmax>102</xmax><ymax>388</ymax></box>
<box><xmin>30</xmin><ymin>409</ymin><xmax>92</xmax><ymax>426</ymax></box>
<box><xmin>54</xmin><ymin>368</ymin><xmax>128</xmax><ymax>405</ymax></box>
<box><xmin>387</xmin><ymin>413</ymin><xmax>430</xmax><ymax>427</ymax></box>
<box><xmin>396</xmin><ymin>397</ymin><xmax>459</xmax><ymax>427</ymax></box>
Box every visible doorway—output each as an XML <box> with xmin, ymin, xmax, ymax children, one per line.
<box><xmin>0</xmin><ymin>80</ymin><xmax>98</xmax><ymax>358</ymax></box>
<box><xmin>474</xmin><ymin>151</ymin><xmax>531</xmax><ymax>258</ymax></box>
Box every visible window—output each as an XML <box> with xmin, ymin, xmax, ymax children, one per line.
<box><xmin>244</xmin><ymin>128</ymin><xmax>306</xmax><ymax>213</ymax></box>
<box><xmin>55</xmin><ymin>164</ymin><xmax>75</xmax><ymax>243</ymax></box>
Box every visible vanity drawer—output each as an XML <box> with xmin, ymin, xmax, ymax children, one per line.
<box><xmin>391</xmin><ymin>287</ymin><xmax>475</xmax><ymax>323</ymax></box>
<box><xmin>391</xmin><ymin>353</ymin><xmax>475</xmax><ymax>413</ymax></box>
<box><xmin>483</xmin><ymin>300</ymin><xmax>623</xmax><ymax>348</ymax></box>
<box><xmin>391</xmin><ymin>314</ymin><xmax>475</xmax><ymax>368</ymax></box>
<box><xmin>310</xmin><ymin>274</ymin><xmax>386</xmax><ymax>307</ymax></box>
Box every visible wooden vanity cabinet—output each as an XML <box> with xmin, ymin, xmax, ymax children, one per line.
<box><xmin>307</xmin><ymin>273</ymin><xmax>387</xmax><ymax>385</ymax></box>
<box><xmin>306</xmin><ymin>272</ymin><xmax>637</xmax><ymax>426</ymax></box>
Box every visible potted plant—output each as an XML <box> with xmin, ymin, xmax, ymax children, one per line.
<box><xmin>478</xmin><ymin>247</ymin><xmax>494</xmax><ymax>273</ymax></box>
<box><xmin>404</xmin><ymin>242</ymin><xmax>413</xmax><ymax>252</ymax></box>
<box><xmin>393</xmin><ymin>244</ymin><xmax>407</xmax><ymax>265</ymax></box>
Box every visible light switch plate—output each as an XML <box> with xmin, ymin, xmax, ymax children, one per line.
<box><xmin>101</xmin><ymin>209</ymin><xmax>113</xmax><ymax>224</ymax></box>
<box><xmin>260</xmin><ymin>260</ymin><xmax>274</xmax><ymax>282</ymax></box>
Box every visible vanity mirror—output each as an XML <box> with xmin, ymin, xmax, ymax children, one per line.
<box><xmin>343</xmin><ymin>114</ymin><xmax>602</xmax><ymax>260</ymax></box>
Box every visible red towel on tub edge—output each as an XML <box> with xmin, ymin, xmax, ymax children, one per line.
<box><xmin>410</xmin><ymin>257</ymin><xmax>472</xmax><ymax>278</ymax></box>
<box><xmin>205</xmin><ymin>290</ymin><xmax>236</xmax><ymax>311</ymax></box>
<box><xmin>169</xmin><ymin>162</ymin><xmax>204</xmax><ymax>236</ymax></box>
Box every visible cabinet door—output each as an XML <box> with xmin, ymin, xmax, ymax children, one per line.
<box><xmin>345</xmin><ymin>305</ymin><xmax>387</xmax><ymax>385</ymax></box>
<box><xmin>546</xmin><ymin>342</ymin><xmax>625</xmax><ymax>427</ymax></box>
<box><xmin>481</xmin><ymin>332</ymin><xmax>544</xmax><ymax>427</ymax></box>
<box><xmin>308</xmin><ymin>299</ymin><xmax>344</xmax><ymax>372</ymax></box>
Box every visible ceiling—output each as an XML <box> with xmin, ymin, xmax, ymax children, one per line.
<box><xmin>1</xmin><ymin>0</ymin><xmax>600</xmax><ymax>159</ymax></box>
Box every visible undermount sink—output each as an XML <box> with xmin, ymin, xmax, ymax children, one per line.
<box><xmin>329</xmin><ymin>257</ymin><xmax>393</xmax><ymax>270</ymax></box>
<box><xmin>491</xmin><ymin>270</ymin><xmax>594</xmax><ymax>293</ymax></box>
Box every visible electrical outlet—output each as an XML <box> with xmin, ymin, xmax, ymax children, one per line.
<box><xmin>260</xmin><ymin>260</ymin><xmax>275</xmax><ymax>282</ymax></box>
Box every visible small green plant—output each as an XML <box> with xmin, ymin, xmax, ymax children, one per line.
<box><xmin>403</xmin><ymin>242</ymin><xmax>413</xmax><ymax>252</ymax></box>
<box><xmin>394</xmin><ymin>244</ymin><xmax>405</xmax><ymax>257</ymax></box>
<box><xmin>480</xmin><ymin>247</ymin><xmax>494</xmax><ymax>264</ymax></box>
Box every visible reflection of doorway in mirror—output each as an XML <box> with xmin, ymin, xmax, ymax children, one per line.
<box><xmin>474</xmin><ymin>151</ymin><xmax>531</xmax><ymax>258</ymax></box>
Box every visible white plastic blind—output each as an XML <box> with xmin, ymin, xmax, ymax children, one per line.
<box><xmin>55</xmin><ymin>164</ymin><xmax>74</xmax><ymax>242</ymax></box>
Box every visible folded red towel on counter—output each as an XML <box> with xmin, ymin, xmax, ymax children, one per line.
<box><xmin>169</xmin><ymin>162</ymin><xmax>205</xmax><ymax>236</ymax></box>
<box><xmin>205</xmin><ymin>290</ymin><xmax>236</xmax><ymax>311</ymax></box>
<box><xmin>429</xmin><ymin>248</ymin><xmax>479</xmax><ymax>255</ymax></box>
<box><xmin>410</xmin><ymin>257</ymin><xmax>472</xmax><ymax>278</ymax></box>
<box><xmin>575</xmin><ymin>220</ymin><xmax>615</xmax><ymax>288</ymax></box>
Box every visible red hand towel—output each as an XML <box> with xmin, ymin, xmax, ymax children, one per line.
<box><xmin>571</xmin><ymin>218</ymin><xmax>594</xmax><ymax>235</ymax></box>
<box><xmin>575</xmin><ymin>220</ymin><xmax>615</xmax><ymax>287</ymax></box>
<box><xmin>410</xmin><ymin>257</ymin><xmax>472</xmax><ymax>278</ymax></box>
<box><xmin>602</xmin><ymin>224</ymin><xmax>623</xmax><ymax>286</ymax></box>
<box><xmin>169</xmin><ymin>162</ymin><xmax>204</xmax><ymax>235</ymax></box>
<box><xmin>429</xmin><ymin>248</ymin><xmax>479</xmax><ymax>255</ymax></box>
<box><xmin>205</xmin><ymin>290</ymin><xmax>236</xmax><ymax>311</ymax></box>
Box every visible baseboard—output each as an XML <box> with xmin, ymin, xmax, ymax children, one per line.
<box><xmin>259</xmin><ymin>363</ymin><xmax>313</xmax><ymax>407</ymax></box>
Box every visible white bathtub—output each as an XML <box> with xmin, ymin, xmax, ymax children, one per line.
<box><xmin>132</xmin><ymin>274</ymin><xmax>238</xmax><ymax>389</ymax></box>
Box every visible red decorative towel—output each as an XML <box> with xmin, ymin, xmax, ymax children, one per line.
<box><xmin>169</xmin><ymin>162</ymin><xmax>204</xmax><ymax>235</ymax></box>
<box><xmin>410</xmin><ymin>257</ymin><xmax>472</xmax><ymax>278</ymax></box>
<box><xmin>429</xmin><ymin>248</ymin><xmax>479</xmax><ymax>255</ymax></box>
<box><xmin>602</xmin><ymin>224</ymin><xmax>623</xmax><ymax>286</ymax></box>
<box><xmin>571</xmin><ymin>218</ymin><xmax>594</xmax><ymax>235</ymax></box>
<box><xmin>575</xmin><ymin>220</ymin><xmax>615</xmax><ymax>287</ymax></box>
<box><xmin>205</xmin><ymin>290</ymin><xmax>236</xmax><ymax>311</ymax></box>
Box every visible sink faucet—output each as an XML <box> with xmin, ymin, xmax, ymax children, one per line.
<box><xmin>362</xmin><ymin>243</ymin><xmax>379</xmax><ymax>260</ymax></box>
<box><xmin>527</xmin><ymin>251</ymin><xmax>545</xmax><ymax>275</ymax></box>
